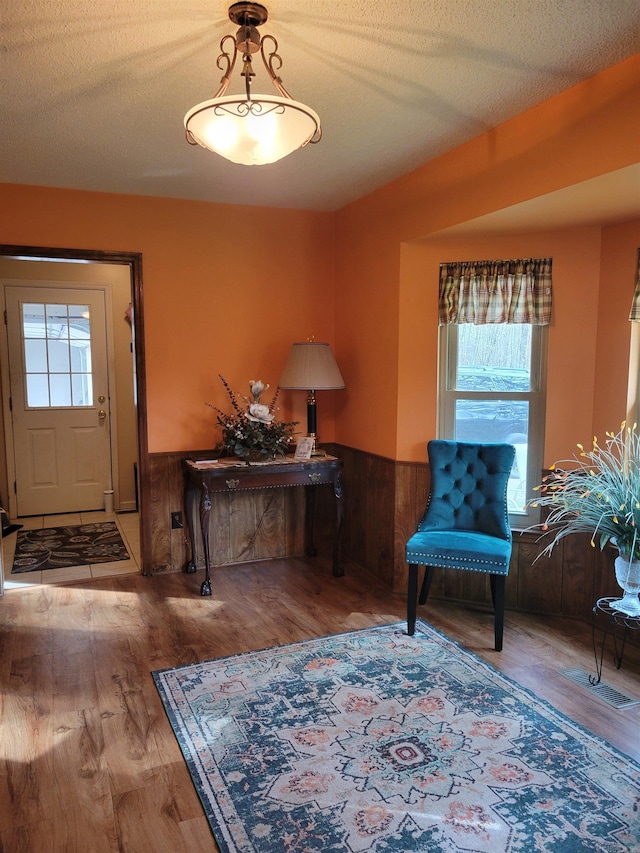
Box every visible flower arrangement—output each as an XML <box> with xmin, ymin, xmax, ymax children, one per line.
<box><xmin>209</xmin><ymin>375</ymin><xmax>297</xmax><ymax>463</ymax></box>
<box><xmin>530</xmin><ymin>422</ymin><xmax>640</xmax><ymax>560</ymax></box>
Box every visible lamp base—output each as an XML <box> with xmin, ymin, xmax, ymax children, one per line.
<box><xmin>307</xmin><ymin>432</ymin><xmax>317</xmax><ymax>454</ymax></box>
<box><xmin>302</xmin><ymin>433</ymin><xmax>326</xmax><ymax>456</ymax></box>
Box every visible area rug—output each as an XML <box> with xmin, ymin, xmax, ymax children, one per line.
<box><xmin>153</xmin><ymin>620</ymin><xmax>640</xmax><ymax>853</ymax></box>
<box><xmin>11</xmin><ymin>521</ymin><xmax>129</xmax><ymax>573</ymax></box>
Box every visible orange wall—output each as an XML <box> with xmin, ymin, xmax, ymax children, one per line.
<box><xmin>334</xmin><ymin>53</ymin><xmax>640</xmax><ymax>462</ymax></box>
<box><xmin>1</xmin><ymin>55</ymin><xmax>639</xmax><ymax>464</ymax></box>
<box><xmin>594</xmin><ymin>218</ymin><xmax>640</xmax><ymax>441</ymax></box>
<box><xmin>397</xmin><ymin>227</ymin><xmax>604</xmax><ymax>465</ymax></box>
<box><xmin>0</xmin><ymin>186</ymin><xmax>336</xmax><ymax>452</ymax></box>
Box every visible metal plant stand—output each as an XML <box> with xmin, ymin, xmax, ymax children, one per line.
<box><xmin>590</xmin><ymin>597</ymin><xmax>640</xmax><ymax>684</ymax></box>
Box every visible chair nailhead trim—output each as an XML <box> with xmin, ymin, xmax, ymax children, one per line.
<box><xmin>406</xmin><ymin>551</ymin><xmax>507</xmax><ymax>571</ymax></box>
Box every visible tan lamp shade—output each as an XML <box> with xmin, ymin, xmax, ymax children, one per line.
<box><xmin>279</xmin><ymin>342</ymin><xmax>345</xmax><ymax>390</ymax></box>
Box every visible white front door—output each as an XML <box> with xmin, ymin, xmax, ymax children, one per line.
<box><xmin>6</xmin><ymin>285</ymin><xmax>112</xmax><ymax>516</ymax></box>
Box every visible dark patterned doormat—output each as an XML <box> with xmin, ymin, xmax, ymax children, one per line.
<box><xmin>154</xmin><ymin>620</ymin><xmax>640</xmax><ymax>852</ymax></box>
<box><xmin>11</xmin><ymin>521</ymin><xmax>130</xmax><ymax>573</ymax></box>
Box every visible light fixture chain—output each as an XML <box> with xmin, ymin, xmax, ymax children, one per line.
<box><xmin>241</xmin><ymin>51</ymin><xmax>255</xmax><ymax>101</ymax></box>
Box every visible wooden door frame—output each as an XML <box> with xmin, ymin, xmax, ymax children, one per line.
<box><xmin>0</xmin><ymin>245</ymin><xmax>152</xmax><ymax>575</ymax></box>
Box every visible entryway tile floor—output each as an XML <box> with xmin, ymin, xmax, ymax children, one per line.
<box><xmin>2</xmin><ymin>510</ymin><xmax>140</xmax><ymax>591</ymax></box>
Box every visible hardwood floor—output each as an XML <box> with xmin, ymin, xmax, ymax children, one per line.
<box><xmin>1</xmin><ymin>556</ymin><xmax>639</xmax><ymax>852</ymax></box>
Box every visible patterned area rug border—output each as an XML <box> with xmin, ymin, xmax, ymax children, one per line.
<box><xmin>153</xmin><ymin>620</ymin><xmax>640</xmax><ymax>852</ymax></box>
<box><xmin>11</xmin><ymin>521</ymin><xmax>130</xmax><ymax>573</ymax></box>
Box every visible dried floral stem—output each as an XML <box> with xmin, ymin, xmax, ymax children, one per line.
<box><xmin>218</xmin><ymin>374</ymin><xmax>243</xmax><ymax>415</ymax></box>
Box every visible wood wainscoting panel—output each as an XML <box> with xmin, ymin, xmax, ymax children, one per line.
<box><xmin>229</xmin><ymin>489</ymin><xmax>260</xmax><ymax>563</ymax></box>
<box><xmin>333</xmin><ymin>445</ymin><xmax>396</xmax><ymax>589</ymax></box>
<box><xmin>284</xmin><ymin>486</ymin><xmax>306</xmax><ymax>556</ymax></box>
<box><xmin>332</xmin><ymin>444</ymin><xmax>600</xmax><ymax>625</ymax></box>
<box><xmin>561</xmin><ymin>532</ymin><xmax>597</xmax><ymax>619</ymax></box>
<box><xmin>503</xmin><ymin>544</ymin><xmax>520</xmax><ymax>610</ymax></box>
<box><xmin>150</xmin><ymin>452</ymin><xmax>318</xmax><ymax>574</ymax></box>
<box><xmin>393</xmin><ymin>461</ymin><xmax>432</xmax><ymax>596</ymax></box>
<box><xmin>515</xmin><ymin>534</ymin><xmax>563</xmax><ymax>615</ymax></box>
<box><xmin>443</xmin><ymin>567</ymin><xmax>491</xmax><ymax>605</ymax></box>
<box><xmin>364</xmin><ymin>453</ymin><xmax>396</xmax><ymax>588</ymax></box>
<box><xmin>335</xmin><ymin>445</ymin><xmax>366</xmax><ymax>566</ymax></box>
<box><xmin>146</xmin><ymin>447</ymin><xmax>635</xmax><ymax>644</ymax></box>
<box><xmin>148</xmin><ymin>454</ymin><xmax>172</xmax><ymax>574</ymax></box>
<box><xmin>169</xmin><ymin>453</ymin><xmax>189</xmax><ymax>575</ymax></box>
<box><xmin>247</xmin><ymin>488</ymin><xmax>286</xmax><ymax>563</ymax></box>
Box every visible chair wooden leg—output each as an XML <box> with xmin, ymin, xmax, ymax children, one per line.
<box><xmin>490</xmin><ymin>574</ymin><xmax>506</xmax><ymax>652</ymax></box>
<box><xmin>407</xmin><ymin>564</ymin><xmax>419</xmax><ymax>636</ymax></box>
<box><xmin>418</xmin><ymin>566</ymin><xmax>434</xmax><ymax>604</ymax></box>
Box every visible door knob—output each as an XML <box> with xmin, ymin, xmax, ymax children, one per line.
<box><xmin>98</xmin><ymin>394</ymin><xmax>106</xmax><ymax>403</ymax></box>
<box><xmin>98</xmin><ymin>410</ymin><xmax>107</xmax><ymax>420</ymax></box>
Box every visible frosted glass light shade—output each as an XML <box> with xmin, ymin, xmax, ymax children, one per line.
<box><xmin>184</xmin><ymin>94</ymin><xmax>321</xmax><ymax>166</ymax></box>
<box><xmin>279</xmin><ymin>342</ymin><xmax>345</xmax><ymax>390</ymax></box>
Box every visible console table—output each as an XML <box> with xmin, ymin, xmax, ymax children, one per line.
<box><xmin>183</xmin><ymin>455</ymin><xmax>344</xmax><ymax>596</ymax></box>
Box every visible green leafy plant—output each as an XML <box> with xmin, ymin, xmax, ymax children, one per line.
<box><xmin>530</xmin><ymin>422</ymin><xmax>640</xmax><ymax>560</ymax></box>
<box><xmin>208</xmin><ymin>375</ymin><xmax>297</xmax><ymax>463</ymax></box>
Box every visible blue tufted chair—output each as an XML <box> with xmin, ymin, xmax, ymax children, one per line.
<box><xmin>406</xmin><ymin>440</ymin><xmax>516</xmax><ymax>651</ymax></box>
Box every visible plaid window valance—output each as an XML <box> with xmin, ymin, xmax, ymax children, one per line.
<box><xmin>628</xmin><ymin>249</ymin><xmax>640</xmax><ymax>322</ymax></box>
<box><xmin>439</xmin><ymin>258</ymin><xmax>553</xmax><ymax>325</ymax></box>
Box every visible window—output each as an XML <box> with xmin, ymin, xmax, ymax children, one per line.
<box><xmin>439</xmin><ymin>324</ymin><xmax>547</xmax><ymax>526</ymax></box>
<box><xmin>437</xmin><ymin>259</ymin><xmax>551</xmax><ymax>527</ymax></box>
<box><xmin>22</xmin><ymin>302</ymin><xmax>93</xmax><ymax>407</ymax></box>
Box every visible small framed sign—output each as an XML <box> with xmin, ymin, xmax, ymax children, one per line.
<box><xmin>294</xmin><ymin>436</ymin><xmax>314</xmax><ymax>460</ymax></box>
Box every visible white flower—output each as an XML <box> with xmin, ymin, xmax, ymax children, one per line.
<box><xmin>249</xmin><ymin>379</ymin><xmax>269</xmax><ymax>401</ymax></box>
<box><xmin>247</xmin><ymin>403</ymin><xmax>274</xmax><ymax>424</ymax></box>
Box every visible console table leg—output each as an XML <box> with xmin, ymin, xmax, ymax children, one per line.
<box><xmin>332</xmin><ymin>471</ymin><xmax>344</xmax><ymax>577</ymax></box>
<box><xmin>304</xmin><ymin>485</ymin><xmax>318</xmax><ymax>557</ymax></box>
<box><xmin>183</xmin><ymin>479</ymin><xmax>197</xmax><ymax>573</ymax></box>
<box><xmin>199</xmin><ymin>485</ymin><xmax>213</xmax><ymax>596</ymax></box>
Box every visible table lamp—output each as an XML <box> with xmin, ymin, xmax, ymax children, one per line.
<box><xmin>279</xmin><ymin>341</ymin><xmax>345</xmax><ymax>450</ymax></box>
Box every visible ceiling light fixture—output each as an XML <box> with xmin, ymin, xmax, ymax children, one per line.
<box><xmin>184</xmin><ymin>2</ymin><xmax>321</xmax><ymax>166</ymax></box>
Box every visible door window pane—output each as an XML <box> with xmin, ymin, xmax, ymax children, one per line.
<box><xmin>70</xmin><ymin>340</ymin><xmax>91</xmax><ymax>372</ymax></box>
<box><xmin>46</xmin><ymin>304</ymin><xmax>69</xmax><ymax>337</ymax></box>
<box><xmin>23</xmin><ymin>304</ymin><xmax>46</xmax><ymax>337</ymax></box>
<box><xmin>47</xmin><ymin>340</ymin><xmax>70</xmax><ymax>372</ymax></box>
<box><xmin>50</xmin><ymin>374</ymin><xmax>72</xmax><ymax>406</ymax></box>
<box><xmin>24</xmin><ymin>339</ymin><xmax>47</xmax><ymax>373</ymax></box>
<box><xmin>69</xmin><ymin>305</ymin><xmax>90</xmax><ymax>339</ymax></box>
<box><xmin>71</xmin><ymin>373</ymin><xmax>93</xmax><ymax>406</ymax></box>
<box><xmin>26</xmin><ymin>373</ymin><xmax>49</xmax><ymax>407</ymax></box>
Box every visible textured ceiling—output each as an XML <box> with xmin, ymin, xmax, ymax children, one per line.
<box><xmin>3</xmin><ymin>0</ymin><xmax>640</xmax><ymax>213</ymax></box>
